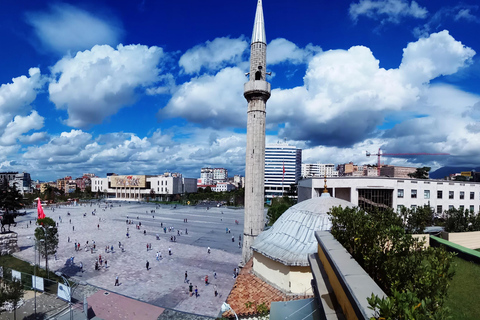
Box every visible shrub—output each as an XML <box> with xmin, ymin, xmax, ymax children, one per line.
<box><xmin>329</xmin><ymin>206</ymin><xmax>455</xmax><ymax>319</ymax></box>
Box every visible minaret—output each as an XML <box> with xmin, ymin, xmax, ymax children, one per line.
<box><xmin>242</xmin><ymin>0</ymin><xmax>271</xmax><ymax>265</ymax></box>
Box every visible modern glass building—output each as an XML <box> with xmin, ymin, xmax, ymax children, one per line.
<box><xmin>265</xmin><ymin>143</ymin><xmax>302</xmax><ymax>201</ymax></box>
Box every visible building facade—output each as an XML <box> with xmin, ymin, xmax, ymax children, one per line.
<box><xmin>243</xmin><ymin>0</ymin><xmax>271</xmax><ymax>265</ymax></box>
<box><xmin>91</xmin><ymin>173</ymin><xmax>197</xmax><ymax>200</ymax></box>
<box><xmin>7</xmin><ymin>172</ymin><xmax>32</xmax><ymax>194</ymax></box>
<box><xmin>380</xmin><ymin>165</ymin><xmax>417</xmax><ymax>178</ymax></box>
<box><xmin>298</xmin><ymin>177</ymin><xmax>480</xmax><ymax>215</ymax></box>
<box><xmin>301</xmin><ymin>163</ymin><xmax>338</xmax><ymax>178</ymax></box>
<box><xmin>265</xmin><ymin>143</ymin><xmax>302</xmax><ymax>200</ymax></box>
<box><xmin>213</xmin><ymin>168</ymin><xmax>228</xmax><ymax>182</ymax></box>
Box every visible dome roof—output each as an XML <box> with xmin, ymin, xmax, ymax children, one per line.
<box><xmin>251</xmin><ymin>193</ymin><xmax>354</xmax><ymax>266</ymax></box>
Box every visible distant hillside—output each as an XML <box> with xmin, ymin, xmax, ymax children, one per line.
<box><xmin>429</xmin><ymin>167</ymin><xmax>480</xmax><ymax>179</ymax></box>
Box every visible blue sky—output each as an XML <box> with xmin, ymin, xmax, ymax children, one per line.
<box><xmin>0</xmin><ymin>0</ymin><xmax>479</xmax><ymax>181</ymax></box>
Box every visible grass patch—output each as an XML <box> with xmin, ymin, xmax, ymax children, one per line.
<box><xmin>0</xmin><ymin>255</ymin><xmax>63</xmax><ymax>282</ymax></box>
<box><xmin>445</xmin><ymin>257</ymin><xmax>480</xmax><ymax>320</ymax></box>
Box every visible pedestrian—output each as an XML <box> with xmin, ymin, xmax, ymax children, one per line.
<box><xmin>214</xmin><ymin>285</ymin><xmax>218</xmax><ymax>297</ymax></box>
<box><xmin>80</xmin><ymin>262</ymin><xmax>83</xmax><ymax>272</ymax></box>
<box><xmin>185</xmin><ymin>228</ymin><xmax>188</xmax><ymax>235</ymax></box>
<box><xmin>73</xmin><ymin>226</ymin><xmax>74</xmax><ymax>231</ymax></box>
<box><xmin>233</xmin><ymin>268</ymin><xmax>237</xmax><ymax>279</ymax></box>
<box><xmin>146</xmin><ymin>260</ymin><xmax>150</xmax><ymax>270</ymax></box>
<box><xmin>118</xmin><ymin>241</ymin><xmax>121</xmax><ymax>248</ymax></box>
<box><xmin>214</xmin><ymin>271</ymin><xmax>217</xmax><ymax>279</ymax></box>
<box><xmin>147</xmin><ymin>243</ymin><xmax>149</xmax><ymax>251</ymax></box>
<box><xmin>232</xmin><ymin>236</ymin><xmax>235</xmax><ymax>242</ymax></box>
<box><xmin>115</xmin><ymin>276</ymin><xmax>119</xmax><ymax>286</ymax></box>
<box><xmin>185</xmin><ymin>271</ymin><xmax>188</xmax><ymax>283</ymax></box>
<box><xmin>189</xmin><ymin>283</ymin><xmax>193</xmax><ymax>296</ymax></box>
<box><xmin>168</xmin><ymin>247</ymin><xmax>172</xmax><ymax>255</ymax></box>
<box><xmin>105</xmin><ymin>260</ymin><xmax>108</xmax><ymax>268</ymax></box>
<box><xmin>195</xmin><ymin>285</ymin><xmax>198</xmax><ymax>298</ymax></box>
<box><xmin>97</xmin><ymin>224</ymin><xmax>100</xmax><ymax>229</ymax></box>
<box><xmin>205</xmin><ymin>275</ymin><xmax>209</xmax><ymax>286</ymax></box>
<box><xmin>207</xmin><ymin>247</ymin><xmax>211</xmax><ymax>254</ymax></box>
<box><xmin>144</xmin><ymin>230</ymin><xmax>146</xmax><ymax>235</ymax></box>
<box><xmin>111</xmin><ymin>245</ymin><xmax>114</xmax><ymax>252</ymax></box>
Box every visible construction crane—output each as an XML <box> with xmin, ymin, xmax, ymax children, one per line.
<box><xmin>366</xmin><ymin>148</ymin><xmax>450</xmax><ymax>175</ymax></box>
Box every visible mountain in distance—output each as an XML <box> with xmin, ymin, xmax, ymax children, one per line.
<box><xmin>429</xmin><ymin>166</ymin><xmax>480</xmax><ymax>179</ymax></box>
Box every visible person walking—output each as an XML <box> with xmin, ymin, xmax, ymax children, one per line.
<box><xmin>168</xmin><ymin>247</ymin><xmax>172</xmax><ymax>255</ymax></box>
<box><xmin>195</xmin><ymin>285</ymin><xmax>198</xmax><ymax>298</ymax></box>
<box><xmin>146</xmin><ymin>260</ymin><xmax>150</xmax><ymax>270</ymax></box>
<box><xmin>115</xmin><ymin>276</ymin><xmax>119</xmax><ymax>286</ymax></box>
<box><xmin>207</xmin><ymin>247</ymin><xmax>211</xmax><ymax>254</ymax></box>
<box><xmin>189</xmin><ymin>283</ymin><xmax>193</xmax><ymax>296</ymax></box>
<box><xmin>185</xmin><ymin>271</ymin><xmax>188</xmax><ymax>283</ymax></box>
<box><xmin>214</xmin><ymin>285</ymin><xmax>218</xmax><ymax>297</ymax></box>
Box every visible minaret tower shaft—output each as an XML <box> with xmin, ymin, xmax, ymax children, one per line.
<box><xmin>242</xmin><ymin>0</ymin><xmax>271</xmax><ymax>265</ymax></box>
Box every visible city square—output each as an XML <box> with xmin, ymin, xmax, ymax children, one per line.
<box><xmin>12</xmin><ymin>201</ymin><xmax>246</xmax><ymax>318</ymax></box>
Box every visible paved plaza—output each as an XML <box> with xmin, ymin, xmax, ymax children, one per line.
<box><xmin>12</xmin><ymin>201</ymin><xmax>246</xmax><ymax>318</ymax></box>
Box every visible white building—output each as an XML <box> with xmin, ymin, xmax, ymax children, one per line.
<box><xmin>200</xmin><ymin>168</ymin><xmax>214</xmax><ymax>185</ymax></box>
<box><xmin>213</xmin><ymin>182</ymin><xmax>236</xmax><ymax>192</ymax></box>
<box><xmin>265</xmin><ymin>143</ymin><xmax>302</xmax><ymax>200</ymax></box>
<box><xmin>213</xmin><ymin>168</ymin><xmax>228</xmax><ymax>182</ymax></box>
<box><xmin>301</xmin><ymin>163</ymin><xmax>338</xmax><ymax>178</ymax></box>
<box><xmin>8</xmin><ymin>172</ymin><xmax>32</xmax><ymax>194</ymax></box>
<box><xmin>298</xmin><ymin>177</ymin><xmax>480</xmax><ymax>215</ymax></box>
<box><xmin>91</xmin><ymin>173</ymin><xmax>197</xmax><ymax>200</ymax></box>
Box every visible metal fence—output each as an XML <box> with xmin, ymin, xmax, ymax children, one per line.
<box><xmin>1</xmin><ymin>267</ymin><xmax>59</xmax><ymax>295</ymax></box>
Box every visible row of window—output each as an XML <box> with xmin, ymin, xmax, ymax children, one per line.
<box><xmin>397</xmin><ymin>205</ymin><xmax>478</xmax><ymax>214</ymax></box>
<box><xmin>156</xmin><ymin>180</ymin><xmax>168</xmax><ymax>186</ymax></box>
<box><xmin>398</xmin><ymin>189</ymin><xmax>475</xmax><ymax>200</ymax></box>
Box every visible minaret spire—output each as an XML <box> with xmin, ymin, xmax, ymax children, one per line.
<box><xmin>242</xmin><ymin>0</ymin><xmax>271</xmax><ymax>265</ymax></box>
<box><xmin>251</xmin><ymin>0</ymin><xmax>266</xmax><ymax>44</ymax></box>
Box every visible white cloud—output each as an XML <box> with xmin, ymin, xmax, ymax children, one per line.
<box><xmin>0</xmin><ymin>68</ymin><xmax>43</xmax><ymax>123</ymax></box>
<box><xmin>158</xmin><ymin>67</ymin><xmax>247</xmax><ymax>127</ymax></box>
<box><xmin>400</xmin><ymin>30</ymin><xmax>475</xmax><ymax>85</ymax></box>
<box><xmin>350</xmin><ymin>0</ymin><xmax>428</xmax><ymax>23</ymax></box>
<box><xmin>455</xmin><ymin>8</ymin><xmax>478</xmax><ymax>22</ymax></box>
<box><xmin>49</xmin><ymin>44</ymin><xmax>164</xmax><ymax>128</ymax></box>
<box><xmin>267</xmin><ymin>39</ymin><xmax>322</xmax><ymax>65</ymax></box>
<box><xmin>179</xmin><ymin>37</ymin><xmax>248</xmax><ymax>74</ymax></box>
<box><xmin>26</xmin><ymin>3</ymin><xmax>123</xmax><ymax>55</ymax></box>
<box><xmin>0</xmin><ymin>111</ymin><xmax>44</xmax><ymax>146</ymax></box>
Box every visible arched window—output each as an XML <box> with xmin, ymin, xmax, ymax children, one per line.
<box><xmin>255</xmin><ymin>71</ymin><xmax>261</xmax><ymax>80</ymax></box>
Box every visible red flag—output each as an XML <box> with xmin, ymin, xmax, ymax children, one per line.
<box><xmin>283</xmin><ymin>162</ymin><xmax>285</xmax><ymax>175</ymax></box>
<box><xmin>37</xmin><ymin>198</ymin><xmax>45</xmax><ymax>219</ymax></box>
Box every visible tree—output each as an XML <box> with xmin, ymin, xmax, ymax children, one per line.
<box><xmin>35</xmin><ymin>217</ymin><xmax>59</xmax><ymax>278</ymax></box>
<box><xmin>0</xmin><ymin>279</ymin><xmax>25</xmax><ymax>320</ymax></box>
<box><xmin>266</xmin><ymin>196</ymin><xmax>294</xmax><ymax>226</ymax></box>
<box><xmin>0</xmin><ymin>184</ymin><xmax>23</xmax><ymax>214</ymax></box>
<box><xmin>408</xmin><ymin>167</ymin><xmax>431</xmax><ymax>179</ymax></box>
<box><xmin>400</xmin><ymin>205</ymin><xmax>434</xmax><ymax>234</ymax></box>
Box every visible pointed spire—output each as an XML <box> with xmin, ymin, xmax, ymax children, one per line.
<box><xmin>251</xmin><ymin>0</ymin><xmax>266</xmax><ymax>44</ymax></box>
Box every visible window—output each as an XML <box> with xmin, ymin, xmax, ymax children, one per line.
<box><xmin>397</xmin><ymin>189</ymin><xmax>404</xmax><ymax>198</ymax></box>
<box><xmin>449</xmin><ymin>205</ymin><xmax>454</xmax><ymax>210</ymax></box>
<box><xmin>397</xmin><ymin>205</ymin><xmax>404</xmax><ymax>212</ymax></box>
<box><xmin>437</xmin><ymin>205</ymin><xmax>442</xmax><ymax>214</ymax></box>
<box><xmin>411</xmin><ymin>189</ymin><xmax>417</xmax><ymax>198</ymax></box>
<box><xmin>460</xmin><ymin>205</ymin><xmax>464</xmax><ymax>211</ymax></box>
<box><xmin>470</xmin><ymin>205</ymin><xmax>475</xmax><ymax>213</ymax></box>
<box><xmin>449</xmin><ymin>191</ymin><xmax>454</xmax><ymax>199</ymax></box>
<box><xmin>460</xmin><ymin>191</ymin><xmax>465</xmax><ymax>200</ymax></box>
<box><xmin>471</xmin><ymin>192</ymin><xmax>475</xmax><ymax>200</ymax></box>
<box><xmin>424</xmin><ymin>190</ymin><xmax>430</xmax><ymax>199</ymax></box>
<box><xmin>411</xmin><ymin>205</ymin><xmax>417</xmax><ymax>210</ymax></box>
<box><xmin>437</xmin><ymin>190</ymin><xmax>443</xmax><ymax>199</ymax></box>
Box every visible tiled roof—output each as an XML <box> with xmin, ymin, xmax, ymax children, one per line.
<box><xmin>223</xmin><ymin>259</ymin><xmax>312</xmax><ymax>318</ymax></box>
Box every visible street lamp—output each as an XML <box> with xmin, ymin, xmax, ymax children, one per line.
<box><xmin>27</xmin><ymin>236</ymin><xmax>38</xmax><ymax>319</ymax></box>
<box><xmin>221</xmin><ymin>302</ymin><xmax>239</xmax><ymax>320</ymax></box>
<box><xmin>55</xmin><ymin>272</ymin><xmax>77</xmax><ymax>320</ymax></box>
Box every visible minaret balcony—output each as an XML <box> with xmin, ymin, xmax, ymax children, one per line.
<box><xmin>244</xmin><ymin>80</ymin><xmax>271</xmax><ymax>99</ymax></box>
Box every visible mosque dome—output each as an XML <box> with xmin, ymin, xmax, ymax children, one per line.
<box><xmin>251</xmin><ymin>193</ymin><xmax>354</xmax><ymax>267</ymax></box>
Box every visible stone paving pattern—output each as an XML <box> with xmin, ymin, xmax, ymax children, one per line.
<box><xmin>12</xmin><ymin>201</ymin><xmax>245</xmax><ymax>318</ymax></box>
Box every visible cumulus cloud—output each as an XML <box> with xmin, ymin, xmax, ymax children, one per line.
<box><xmin>0</xmin><ymin>111</ymin><xmax>44</xmax><ymax>146</ymax></box>
<box><xmin>21</xmin><ymin>127</ymin><xmax>247</xmax><ymax>181</ymax></box>
<box><xmin>267</xmin><ymin>38</ymin><xmax>322</xmax><ymax>65</ymax></box>
<box><xmin>179</xmin><ymin>37</ymin><xmax>248</xmax><ymax>74</ymax></box>
<box><xmin>349</xmin><ymin>0</ymin><xmax>428</xmax><ymax>23</ymax></box>
<box><xmin>158</xmin><ymin>67</ymin><xmax>247</xmax><ymax>127</ymax></box>
<box><xmin>399</xmin><ymin>30</ymin><xmax>475</xmax><ymax>85</ymax></box>
<box><xmin>26</xmin><ymin>3</ymin><xmax>123</xmax><ymax>55</ymax></box>
<box><xmin>49</xmin><ymin>44</ymin><xmax>165</xmax><ymax>128</ymax></box>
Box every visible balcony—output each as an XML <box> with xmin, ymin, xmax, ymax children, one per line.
<box><xmin>244</xmin><ymin>80</ymin><xmax>271</xmax><ymax>99</ymax></box>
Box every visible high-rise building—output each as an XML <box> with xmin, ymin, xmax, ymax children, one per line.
<box><xmin>243</xmin><ymin>0</ymin><xmax>270</xmax><ymax>265</ymax></box>
<box><xmin>213</xmin><ymin>168</ymin><xmax>228</xmax><ymax>182</ymax></box>
<box><xmin>265</xmin><ymin>143</ymin><xmax>302</xmax><ymax>200</ymax></box>
<box><xmin>200</xmin><ymin>168</ymin><xmax>214</xmax><ymax>185</ymax></box>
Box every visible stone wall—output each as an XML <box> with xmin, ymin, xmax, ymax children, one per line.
<box><xmin>0</xmin><ymin>232</ymin><xmax>19</xmax><ymax>255</ymax></box>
